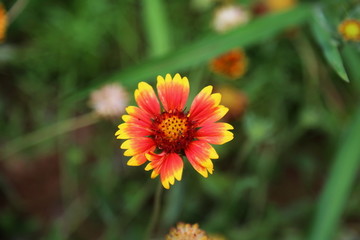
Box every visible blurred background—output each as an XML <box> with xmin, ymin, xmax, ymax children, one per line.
<box><xmin>1</xmin><ymin>0</ymin><xmax>360</xmax><ymax>239</ymax></box>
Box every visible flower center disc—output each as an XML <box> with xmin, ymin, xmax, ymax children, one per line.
<box><xmin>159</xmin><ymin>115</ymin><xmax>188</xmax><ymax>141</ymax></box>
<box><xmin>153</xmin><ymin>111</ymin><xmax>195</xmax><ymax>153</ymax></box>
<box><xmin>346</xmin><ymin>23</ymin><xmax>360</xmax><ymax>37</ymax></box>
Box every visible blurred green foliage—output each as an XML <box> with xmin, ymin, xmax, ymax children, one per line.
<box><xmin>1</xmin><ymin>0</ymin><xmax>360</xmax><ymax>239</ymax></box>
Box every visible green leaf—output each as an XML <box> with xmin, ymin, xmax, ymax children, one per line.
<box><xmin>310</xmin><ymin>6</ymin><xmax>350</xmax><ymax>82</ymax></box>
<box><xmin>308</xmin><ymin>108</ymin><xmax>360</xmax><ymax>240</ymax></box>
<box><xmin>65</xmin><ymin>4</ymin><xmax>311</xmax><ymax>103</ymax></box>
<box><xmin>142</xmin><ymin>0</ymin><xmax>172</xmax><ymax>57</ymax></box>
<box><xmin>341</xmin><ymin>44</ymin><xmax>360</xmax><ymax>89</ymax></box>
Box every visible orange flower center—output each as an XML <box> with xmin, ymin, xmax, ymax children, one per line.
<box><xmin>152</xmin><ymin>111</ymin><xmax>196</xmax><ymax>153</ymax></box>
<box><xmin>159</xmin><ymin>115</ymin><xmax>188</xmax><ymax>142</ymax></box>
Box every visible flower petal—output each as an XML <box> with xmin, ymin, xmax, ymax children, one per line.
<box><xmin>195</xmin><ymin>122</ymin><xmax>234</xmax><ymax>144</ymax></box>
<box><xmin>200</xmin><ymin>105</ymin><xmax>229</xmax><ymax>126</ymax></box>
<box><xmin>157</xmin><ymin>73</ymin><xmax>189</xmax><ymax>112</ymax></box>
<box><xmin>127</xmin><ymin>154</ymin><xmax>148</xmax><ymax>166</ymax></box>
<box><xmin>120</xmin><ymin>137</ymin><xmax>156</xmax><ymax>157</ymax></box>
<box><xmin>185</xmin><ymin>140</ymin><xmax>218</xmax><ymax>178</ymax></box>
<box><xmin>145</xmin><ymin>152</ymin><xmax>183</xmax><ymax>189</ymax></box>
<box><xmin>134</xmin><ymin>82</ymin><xmax>160</xmax><ymax>116</ymax></box>
<box><xmin>124</xmin><ymin>106</ymin><xmax>153</xmax><ymax>125</ymax></box>
<box><xmin>189</xmin><ymin>86</ymin><xmax>227</xmax><ymax>126</ymax></box>
<box><xmin>115</xmin><ymin>123</ymin><xmax>153</xmax><ymax>139</ymax></box>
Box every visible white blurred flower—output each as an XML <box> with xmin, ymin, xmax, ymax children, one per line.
<box><xmin>89</xmin><ymin>83</ymin><xmax>128</xmax><ymax>118</ymax></box>
<box><xmin>213</xmin><ymin>5</ymin><xmax>250</xmax><ymax>33</ymax></box>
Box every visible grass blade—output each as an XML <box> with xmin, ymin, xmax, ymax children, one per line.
<box><xmin>308</xmin><ymin>109</ymin><xmax>360</xmax><ymax>240</ymax></box>
<box><xmin>142</xmin><ymin>0</ymin><xmax>172</xmax><ymax>57</ymax></box>
<box><xmin>66</xmin><ymin>4</ymin><xmax>311</xmax><ymax>103</ymax></box>
<box><xmin>311</xmin><ymin>6</ymin><xmax>350</xmax><ymax>82</ymax></box>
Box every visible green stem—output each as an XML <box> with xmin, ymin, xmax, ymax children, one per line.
<box><xmin>142</xmin><ymin>0</ymin><xmax>172</xmax><ymax>57</ymax></box>
<box><xmin>46</xmin><ymin>197</ymin><xmax>90</xmax><ymax>240</ymax></box>
<box><xmin>1</xmin><ymin>112</ymin><xmax>99</xmax><ymax>159</ymax></box>
<box><xmin>144</xmin><ymin>182</ymin><xmax>163</xmax><ymax>240</ymax></box>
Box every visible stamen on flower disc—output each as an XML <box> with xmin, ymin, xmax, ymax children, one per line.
<box><xmin>152</xmin><ymin>111</ymin><xmax>196</xmax><ymax>153</ymax></box>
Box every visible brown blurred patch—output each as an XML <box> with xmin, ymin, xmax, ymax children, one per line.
<box><xmin>251</xmin><ymin>1</ymin><xmax>269</xmax><ymax>16</ymax></box>
<box><xmin>268</xmin><ymin>130</ymin><xmax>327</xmax><ymax>207</ymax></box>
<box><xmin>214</xmin><ymin>85</ymin><xmax>248</xmax><ymax>121</ymax></box>
<box><xmin>0</xmin><ymin>154</ymin><xmax>62</xmax><ymax>224</ymax></box>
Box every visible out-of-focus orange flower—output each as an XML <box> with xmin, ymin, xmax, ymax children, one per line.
<box><xmin>252</xmin><ymin>0</ymin><xmax>296</xmax><ymax>15</ymax></box>
<box><xmin>166</xmin><ymin>222</ymin><xmax>209</xmax><ymax>240</ymax></box>
<box><xmin>338</xmin><ymin>19</ymin><xmax>360</xmax><ymax>42</ymax></box>
<box><xmin>215</xmin><ymin>86</ymin><xmax>247</xmax><ymax>120</ymax></box>
<box><xmin>210</xmin><ymin>49</ymin><xmax>248</xmax><ymax>79</ymax></box>
<box><xmin>0</xmin><ymin>3</ymin><xmax>7</xmax><ymax>42</ymax></box>
<box><xmin>212</xmin><ymin>4</ymin><xmax>250</xmax><ymax>33</ymax></box>
<box><xmin>264</xmin><ymin>0</ymin><xmax>297</xmax><ymax>12</ymax></box>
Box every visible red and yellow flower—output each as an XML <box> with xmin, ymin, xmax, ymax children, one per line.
<box><xmin>115</xmin><ymin>74</ymin><xmax>233</xmax><ymax>189</ymax></box>
<box><xmin>338</xmin><ymin>19</ymin><xmax>360</xmax><ymax>42</ymax></box>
